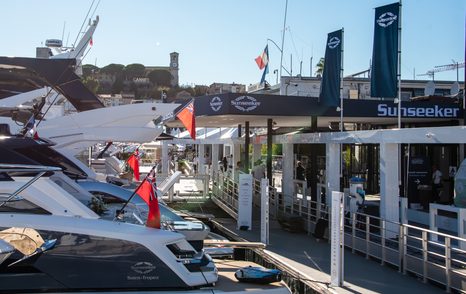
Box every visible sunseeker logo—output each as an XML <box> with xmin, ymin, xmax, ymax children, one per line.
<box><xmin>377</xmin><ymin>12</ymin><xmax>397</xmax><ymax>27</ymax></box>
<box><xmin>210</xmin><ymin>96</ymin><xmax>223</xmax><ymax>112</ymax></box>
<box><xmin>231</xmin><ymin>96</ymin><xmax>261</xmax><ymax>112</ymax></box>
<box><xmin>328</xmin><ymin>37</ymin><xmax>340</xmax><ymax>49</ymax></box>
<box><xmin>131</xmin><ymin>262</ymin><xmax>156</xmax><ymax>274</ymax></box>
<box><xmin>377</xmin><ymin>104</ymin><xmax>459</xmax><ymax>118</ymax></box>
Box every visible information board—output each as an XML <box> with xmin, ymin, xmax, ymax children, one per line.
<box><xmin>237</xmin><ymin>174</ymin><xmax>253</xmax><ymax>230</ymax></box>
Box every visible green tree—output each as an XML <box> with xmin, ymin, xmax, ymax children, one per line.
<box><xmin>111</xmin><ymin>75</ymin><xmax>124</xmax><ymax>94</ymax></box>
<box><xmin>82</xmin><ymin>76</ymin><xmax>99</xmax><ymax>93</ymax></box>
<box><xmin>124</xmin><ymin>63</ymin><xmax>145</xmax><ymax>80</ymax></box>
<box><xmin>315</xmin><ymin>57</ymin><xmax>325</xmax><ymax>78</ymax></box>
<box><xmin>193</xmin><ymin>85</ymin><xmax>209</xmax><ymax>96</ymax></box>
<box><xmin>101</xmin><ymin>63</ymin><xmax>125</xmax><ymax>76</ymax></box>
<box><xmin>147</xmin><ymin>69</ymin><xmax>172</xmax><ymax>87</ymax></box>
<box><xmin>261</xmin><ymin>144</ymin><xmax>282</xmax><ymax>156</ymax></box>
<box><xmin>82</xmin><ymin>64</ymin><xmax>99</xmax><ymax>77</ymax></box>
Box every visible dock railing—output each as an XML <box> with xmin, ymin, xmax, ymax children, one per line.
<box><xmin>210</xmin><ymin>175</ymin><xmax>466</xmax><ymax>292</ymax></box>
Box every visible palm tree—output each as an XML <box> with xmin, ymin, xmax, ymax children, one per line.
<box><xmin>315</xmin><ymin>57</ymin><xmax>325</xmax><ymax>78</ymax></box>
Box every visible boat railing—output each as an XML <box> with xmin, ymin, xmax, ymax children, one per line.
<box><xmin>0</xmin><ymin>164</ymin><xmax>62</xmax><ymax>208</ymax></box>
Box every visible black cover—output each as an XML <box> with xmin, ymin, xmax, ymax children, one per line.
<box><xmin>0</xmin><ymin>57</ymin><xmax>104</xmax><ymax>111</ymax></box>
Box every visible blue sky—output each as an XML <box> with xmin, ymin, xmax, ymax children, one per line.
<box><xmin>1</xmin><ymin>0</ymin><xmax>464</xmax><ymax>86</ymax></box>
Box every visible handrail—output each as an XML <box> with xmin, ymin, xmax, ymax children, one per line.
<box><xmin>404</xmin><ymin>223</ymin><xmax>466</xmax><ymax>243</ymax></box>
<box><xmin>0</xmin><ymin>164</ymin><xmax>62</xmax><ymax>208</ymax></box>
<box><xmin>0</xmin><ymin>164</ymin><xmax>62</xmax><ymax>173</ymax></box>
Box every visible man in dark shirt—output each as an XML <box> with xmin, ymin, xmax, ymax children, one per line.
<box><xmin>296</xmin><ymin>161</ymin><xmax>305</xmax><ymax>181</ymax></box>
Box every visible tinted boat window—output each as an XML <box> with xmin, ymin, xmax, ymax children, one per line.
<box><xmin>0</xmin><ymin>196</ymin><xmax>50</xmax><ymax>215</ymax></box>
<box><xmin>15</xmin><ymin>146</ymin><xmax>88</xmax><ymax>179</ymax></box>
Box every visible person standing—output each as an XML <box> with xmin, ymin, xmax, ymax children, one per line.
<box><xmin>252</xmin><ymin>159</ymin><xmax>266</xmax><ymax>181</ymax></box>
<box><xmin>221</xmin><ymin>156</ymin><xmax>228</xmax><ymax>173</ymax></box>
<box><xmin>296</xmin><ymin>161</ymin><xmax>305</xmax><ymax>181</ymax></box>
<box><xmin>193</xmin><ymin>155</ymin><xmax>199</xmax><ymax>174</ymax></box>
<box><xmin>432</xmin><ymin>164</ymin><xmax>443</xmax><ymax>203</ymax></box>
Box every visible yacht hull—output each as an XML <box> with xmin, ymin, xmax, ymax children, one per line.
<box><xmin>0</xmin><ymin>227</ymin><xmax>189</xmax><ymax>292</ymax></box>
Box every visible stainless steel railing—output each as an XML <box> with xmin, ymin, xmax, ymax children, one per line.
<box><xmin>0</xmin><ymin>164</ymin><xmax>62</xmax><ymax>208</ymax></box>
<box><xmin>210</xmin><ymin>175</ymin><xmax>466</xmax><ymax>292</ymax></box>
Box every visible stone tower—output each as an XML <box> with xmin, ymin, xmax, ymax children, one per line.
<box><xmin>169</xmin><ymin>52</ymin><xmax>179</xmax><ymax>86</ymax></box>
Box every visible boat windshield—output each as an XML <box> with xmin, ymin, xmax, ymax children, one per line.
<box><xmin>14</xmin><ymin>145</ymin><xmax>88</xmax><ymax>179</ymax></box>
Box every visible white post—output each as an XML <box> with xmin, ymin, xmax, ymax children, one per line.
<box><xmin>253</xmin><ymin>144</ymin><xmax>262</xmax><ymax>167</ymax></box>
<box><xmin>211</xmin><ymin>144</ymin><xmax>219</xmax><ymax>177</ymax></box>
<box><xmin>282</xmin><ymin>143</ymin><xmax>294</xmax><ymax>207</ymax></box>
<box><xmin>198</xmin><ymin>144</ymin><xmax>205</xmax><ymax>174</ymax></box>
<box><xmin>400</xmin><ymin>197</ymin><xmax>408</xmax><ymax>224</ymax></box>
<box><xmin>232</xmin><ymin>144</ymin><xmax>241</xmax><ymax>180</ymax></box>
<box><xmin>238</xmin><ymin>174</ymin><xmax>253</xmax><ymax>230</ymax></box>
<box><xmin>331</xmin><ymin>191</ymin><xmax>344</xmax><ymax>287</ymax></box>
<box><xmin>162</xmin><ymin>141</ymin><xmax>169</xmax><ymax>175</ymax></box>
<box><xmin>261</xmin><ymin>178</ymin><xmax>270</xmax><ymax>245</ymax></box>
<box><xmin>380</xmin><ymin>143</ymin><xmax>400</xmax><ymax>238</ymax></box>
<box><xmin>88</xmin><ymin>146</ymin><xmax>92</xmax><ymax>167</ymax></box>
<box><xmin>326</xmin><ymin>143</ymin><xmax>341</xmax><ymax>207</ymax></box>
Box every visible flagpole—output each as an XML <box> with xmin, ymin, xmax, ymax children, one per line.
<box><xmin>340</xmin><ymin>28</ymin><xmax>345</xmax><ymax>189</ymax></box>
<box><xmin>397</xmin><ymin>0</ymin><xmax>402</xmax><ymax>129</ymax></box>
<box><xmin>340</xmin><ymin>28</ymin><xmax>344</xmax><ymax>132</ymax></box>
<box><xmin>114</xmin><ymin>165</ymin><xmax>157</xmax><ymax>220</ymax></box>
<box><xmin>279</xmin><ymin>0</ymin><xmax>288</xmax><ymax>79</ymax></box>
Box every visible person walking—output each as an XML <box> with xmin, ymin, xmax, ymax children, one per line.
<box><xmin>432</xmin><ymin>164</ymin><xmax>443</xmax><ymax>203</ymax></box>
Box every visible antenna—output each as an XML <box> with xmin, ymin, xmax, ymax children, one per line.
<box><xmin>418</xmin><ymin>61</ymin><xmax>465</xmax><ymax>82</ymax></box>
<box><xmin>424</xmin><ymin>80</ymin><xmax>435</xmax><ymax>96</ymax></box>
<box><xmin>61</xmin><ymin>21</ymin><xmax>66</xmax><ymax>43</ymax></box>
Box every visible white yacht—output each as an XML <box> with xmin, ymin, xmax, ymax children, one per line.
<box><xmin>0</xmin><ymin>162</ymin><xmax>290</xmax><ymax>293</ymax></box>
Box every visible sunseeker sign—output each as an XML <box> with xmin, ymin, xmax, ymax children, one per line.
<box><xmin>231</xmin><ymin>96</ymin><xmax>261</xmax><ymax>112</ymax></box>
<box><xmin>377</xmin><ymin>104</ymin><xmax>459</xmax><ymax>118</ymax></box>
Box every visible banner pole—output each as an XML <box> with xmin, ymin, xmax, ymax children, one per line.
<box><xmin>340</xmin><ymin>28</ymin><xmax>344</xmax><ymax>132</ymax></box>
<box><xmin>340</xmin><ymin>28</ymin><xmax>344</xmax><ymax>185</ymax></box>
<box><xmin>397</xmin><ymin>0</ymin><xmax>402</xmax><ymax>129</ymax></box>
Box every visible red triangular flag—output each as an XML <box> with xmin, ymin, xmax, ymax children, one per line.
<box><xmin>127</xmin><ymin>150</ymin><xmax>140</xmax><ymax>181</ymax></box>
<box><xmin>136</xmin><ymin>175</ymin><xmax>160</xmax><ymax>229</ymax></box>
<box><xmin>89</xmin><ymin>37</ymin><xmax>93</xmax><ymax>47</ymax></box>
<box><xmin>146</xmin><ymin>191</ymin><xmax>161</xmax><ymax>229</ymax></box>
<box><xmin>176</xmin><ymin>101</ymin><xmax>196</xmax><ymax>140</ymax></box>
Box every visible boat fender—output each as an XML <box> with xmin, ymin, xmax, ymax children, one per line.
<box><xmin>234</xmin><ymin>265</ymin><xmax>282</xmax><ymax>284</ymax></box>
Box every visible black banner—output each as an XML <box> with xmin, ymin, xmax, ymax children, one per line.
<box><xmin>319</xmin><ymin>29</ymin><xmax>343</xmax><ymax>107</ymax></box>
<box><xmin>194</xmin><ymin>93</ymin><xmax>461</xmax><ymax>119</ymax></box>
<box><xmin>370</xmin><ymin>2</ymin><xmax>400</xmax><ymax>98</ymax></box>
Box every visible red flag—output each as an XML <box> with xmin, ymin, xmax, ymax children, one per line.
<box><xmin>255</xmin><ymin>45</ymin><xmax>269</xmax><ymax>70</ymax></box>
<box><xmin>176</xmin><ymin>101</ymin><xmax>196</xmax><ymax>140</ymax></box>
<box><xmin>89</xmin><ymin>37</ymin><xmax>93</xmax><ymax>47</ymax></box>
<box><xmin>127</xmin><ymin>150</ymin><xmax>140</xmax><ymax>181</ymax></box>
<box><xmin>136</xmin><ymin>171</ymin><xmax>160</xmax><ymax>229</ymax></box>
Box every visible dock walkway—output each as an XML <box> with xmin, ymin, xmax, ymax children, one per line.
<box><xmin>213</xmin><ymin>217</ymin><xmax>444</xmax><ymax>294</ymax></box>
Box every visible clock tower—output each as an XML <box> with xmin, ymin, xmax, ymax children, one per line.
<box><xmin>169</xmin><ymin>52</ymin><xmax>179</xmax><ymax>86</ymax></box>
